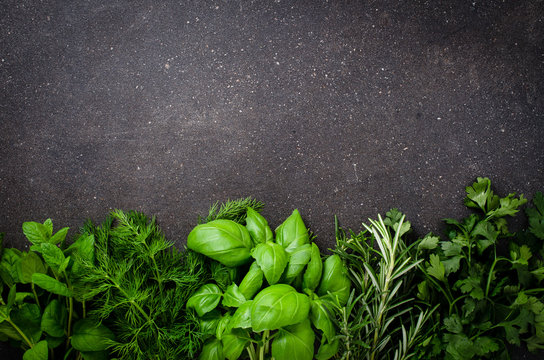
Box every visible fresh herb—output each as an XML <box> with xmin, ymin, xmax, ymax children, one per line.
<box><xmin>72</xmin><ymin>210</ymin><xmax>210</xmax><ymax>359</ymax></box>
<box><xmin>0</xmin><ymin>219</ymin><xmax>114</xmax><ymax>360</ymax></box>
<box><xmin>187</xmin><ymin>206</ymin><xmax>350</xmax><ymax>360</ymax></box>
<box><xmin>417</xmin><ymin>177</ymin><xmax>544</xmax><ymax>359</ymax></box>
<box><xmin>332</xmin><ymin>209</ymin><xmax>435</xmax><ymax>360</ymax></box>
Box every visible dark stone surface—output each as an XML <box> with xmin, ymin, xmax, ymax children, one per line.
<box><xmin>1</xmin><ymin>0</ymin><xmax>543</xmax><ymax>357</ymax></box>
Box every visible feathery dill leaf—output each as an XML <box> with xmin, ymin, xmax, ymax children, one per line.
<box><xmin>73</xmin><ymin>210</ymin><xmax>211</xmax><ymax>360</ymax></box>
<box><xmin>204</xmin><ymin>197</ymin><xmax>264</xmax><ymax>223</ymax></box>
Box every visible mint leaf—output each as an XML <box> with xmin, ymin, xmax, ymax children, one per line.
<box><xmin>22</xmin><ymin>221</ymin><xmax>49</xmax><ymax>244</ymax></box>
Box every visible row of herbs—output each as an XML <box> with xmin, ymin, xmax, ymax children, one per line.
<box><xmin>0</xmin><ymin>178</ymin><xmax>543</xmax><ymax>359</ymax></box>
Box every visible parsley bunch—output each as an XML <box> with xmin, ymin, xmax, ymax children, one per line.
<box><xmin>417</xmin><ymin>177</ymin><xmax>544</xmax><ymax>358</ymax></box>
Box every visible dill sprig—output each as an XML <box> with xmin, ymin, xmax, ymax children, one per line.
<box><xmin>204</xmin><ymin>197</ymin><xmax>264</xmax><ymax>223</ymax></box>
<box><xmin>73</xmin><ymin>210</ymin><xmax>211</xmax><ymax>360</ymax></box>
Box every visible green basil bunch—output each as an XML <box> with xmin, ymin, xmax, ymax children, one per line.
<box><xmin>187</xmin><ymin>208</ymin><xmax>350</xmax><ymax>360</ymax></box>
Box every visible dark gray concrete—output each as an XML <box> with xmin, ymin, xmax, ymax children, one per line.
<box><xmin>1</xmin><ymin>0</ymin><xmax>543</xmax><ymax>357</ymax></box>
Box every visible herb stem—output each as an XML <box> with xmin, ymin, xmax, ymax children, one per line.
<box><xmin>485</xmin><ymin>257</ymin><xmax>509</xmax><ymax>298</ymax></box>
<box><xmin>6</xmin><ymin>318</ymin><xmax>34</xmax><ymax>349</ymax></box>
<box><xmin>31</xmin><ymin>283</ymin><xmax>40</xmax><ymax>309</ymax></box>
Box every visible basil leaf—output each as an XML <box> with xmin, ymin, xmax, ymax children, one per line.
<box><xmin>222</xmin><ymin>329</ymin><xmax>249</xmax><ymax>360</ymax></box>
<box><xmin>71</xmin><ymin>319</ymin><xmax>115</xmax><ymax>352</ymax></box>
<box><xmin>186</xmin><ymin>283</ymin><xmax>222</xmax><ymax>317</ymax></box>
<box><xmin>199</xmin><ymin>338</ymin><xmax>223</xmax><ymax>360</ymax></box>
<box><xmin>302</xmin><ymin>243</ymin><xmax>323</xmax><ymax>291</ymax></box>
<box><xmin>251</xmin><ymin>242</ymin><xmax>287</xmax><ymax>285</ymax></box>
<box><xmin>316</xmin><ymin>338</ymin><xmax>340</xmax><ymax>360</ymax></box>
<box><xmin>32</xmin><ymin>273</ymin><xmax>72</xmax><ymax>297</ymax></box>
<box><xmin>187</xmin><ymin>220</ymin><xmax>253</xmax><ymax>267</ymax></box>
<box><xmin>317</xmin><ymin>255</ymin><xmax>350</xmax><ymax>306</ymax></box>
<box><xmin>200</xmin><ymin>310</ymin><xmax>222</xmax><ymax>336</ymax></box>
<box><xmin>222</xmin><ymin>284</ymin><xmax>246</xmax><ymax>308</ymax></box>
<box><xmin>229</xmin><ymin>300</ymin><xmax>253</xmax><ymax>330</ymax></box>
<box><xmin>251</xmin><ymin>284</ymin><xmax>310</xmax><ymax>332</ymax></box>
<box><xmin>271</xmin><ymin>318</ymin><xmax>315</xmax><ymax>360</ymax></box>
<box><xmin>275</xmin><ymin>209</ymin><xmax>310</xmax><ymax>254</ymax></box>
<box><xmin>245</xmin><ymin>207</ymin><xmax>273</xmax><ymax>244</ymax></box>
<box><xmin>41</xmin><ymin>299</ymin><xmax>67</xmax><ymax>338</ymax></box>
<box><xmin>284</xmin><ymin>244</ymin><xmax>312</xmax><ymax>283</ymax></box>
<box><xmin>23</xmin><ymin>340</ymin><xmax>48</xmax><ymax>360</ymax></box>
<box><xmin>310</xmin><ymin>298</ymin><xmax>335</xmax><ymax>342</ymax></box>
<box><xmin>216</xmin><ymin>313</ymin><xmax>231</xmax><ymax>340</ymax></box>
<box><xmin>238</xmin><ymin>262</ymin><xmax>263</xmax><ymax>300</ymax></box>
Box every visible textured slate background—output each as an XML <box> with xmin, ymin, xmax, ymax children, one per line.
<box><xmin>1</xmin><ymin>0</ymin><xmax>543</xmax><ymax>357</ymax></box>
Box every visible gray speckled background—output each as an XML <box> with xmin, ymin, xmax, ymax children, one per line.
<box><xmin>0</xmin><ymin>0</ymin><xmax>543</xmax><ymax>357</ymax></box>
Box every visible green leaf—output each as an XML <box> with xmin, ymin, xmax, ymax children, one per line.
<box><xmin>186</xmin><ymin>283</ymin><xmax>222</xmax><ymax>317</ymax></box>
<box><xmin>442</xmin><ymin>256</ymin><xmax>462</xmax><ymax>275</ymax></box>
<box><xmin>275</xmin><ymin>209</ymin><xmax>310</xmax><ymax>254</ymax></box>
<box><xmin>527</xmin><ymin>192</ymin><xmax>544</xmax><ymax>239</ymax></box>
<box><xmin>37</xmin><ymin>243</ymin><xmax>65</xmax><ymax>272</ymax></box>
<box><xmin>11</xmin><ymin>303</ymin><xmax>42</xmax><ymax>344</ymax></box>
<box><xmin>45</xmin><ymin>335</ymin><xmax>64</xmax><ymax>349</ymax></box>
<box><xmin>41</xmin><ymin>299</ymin><xmax>67</xmax><ymax>338</ymax></box>
<box><xmin>238</xmin><ymin>261</ymin><xmax>263</xmax><ymax>300</ymax></box>
<box><xmin>216</xmin><ymin>313</ymin><xmax>231</xmax><ymax>340</ymax></box>
<box><xmin>487</xmin><ymin>193</ymin><xmax>527</xmax><ymax>219</ymax></box>
<box><xmin>316</xmin><ymin>338</ymin><xmax>340</xmax><ymax>360</ymax></box>
<box><xmin>245</xmin><ymin>207</ymin><xmax>273</xmax><ymax>244</ymax></box>
<box><xmin>444</xmin><ymin>333</ymin><xmax>477</xmax><ymax>359</ymax></box>
<box><xmin>271</xmin><ymin>318</ymin><xmax>315</xmax><ymax>360</ymax></box>
<box><xmin>251</xmin><ymin>241</ymin><xmax>288</xmax><ymax>285</ymax></box>
<box><xmin>0</xmin><ymin>248</ymin><xmax>23</xmax><ymax>286</ymax></box>
<box><xmin>187</xmin><ymin>220</ymin><xmax>253</xmax><ymax>267</ymax></box>
<box><xmin>22</xmin><ymin>221</ymin><xmax>50</xmax><ymax>244</ymax></box>
<box><xmin>302</xmin><ymin>243</ymin><xmax>322</xmax><ymax>292</ymax></box>
<box><xmin>7</xmin><ymin>285</ymin><xmax>16</xmax><ymax>308</ymax></box>
<box><xmin>251</xmin><ymin>284</ymin><xmax>310</xmax><ymax>332</ymax></box>
<box><xmin>284</xmin><ymin>244</ymin><xmax>312</xmax><ymax>283</ymax></box>
<box><xmin>32</xmin><ymin>273</ymin><xmax>72</xmax><ymax>297</ymax></box>
<box><xmin>418</xmin><ymin>234</ymin><xmax>439</xmax><ymax>251</ymax></box>
<box><xmin>455</xmin><ymin>276</ymin><xmax>484</xmax><ymax>300</ymax></box>
<box><xmin>71</xmin><ymin>319</ymin><xmax>115</xmax><ymax>352</ymax></box>
<box><xmin>199</xmin><ymin>338</ymin><xmax>223</xmax><ymax>360</ymax></box>
<box><xmin>0</xmin><ymin>305</ymin><xmax>9</xmax><ymax>322</ymax></box>
<box><xmin>310</xmin><ymin>298</ymin><xmax>335</xmax><ymax>342</ymax></box>
<box><xmin>444</xmin><ymin>314</ymin><xmax>463</xmax><ymax>334</ymax></box>
<box><xmin>222</xmin><ymin>329</ymin><xmax>248</xmax><ymax>360</ymax></box>
<box><xmin>199</xmin><ymin>310</ymin><xmax>222</xmax><ymax>336</ymax></box>
<box><xmin>80</xmin><ymin>351</ymin><xmax>110</xmax><ymax>360</ymax></box>
<box><xmin>426</xmin><ymin>254</ymin><xmax>445</xmax><ymax>282</ymax></box>
<box><xmin>471</xmin><ymin>221</ymin><xmax>498</xmax><ymax>253</ymax></box>
<box><xmin>43</xmin><ymin>219</ymin><xmax>53</xmax><ymax>238</ymax></box>
<box><xmin>20</xmin><ymin>252</ymin><xmax>46</xmax><ymax>284</ymax></box>
<box><xmin>49</xmin><ymin>227</ymin><xmax>69</xmax><ymax>245</ymax></box>
<box><xmin>222</xmin><ymin>284</ymin><xmax>246</xmax><ymax>308</ymax></box>
<box><xmin>229</xmin><ymin>301</ymin><xmax>252</xmax><ymax>330</ymax></box>
<box><xmin>317</xmin><ymin>255</ymin><xmax>350</xmax><ymax>306</ymax></box>
<box><xmin>23</xmin><ymin>340</ymin><xmax>48</xmax><ymax>360</ymax></box>
<box><xmin>474</xmin><ymin>336</ymin><xmax>499</xmax><ymax>356</ymax></box>
<box><xmin>464</xmin><ymin>177</ymin><xmax>492</xmax><ymax>212</ymax></box>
